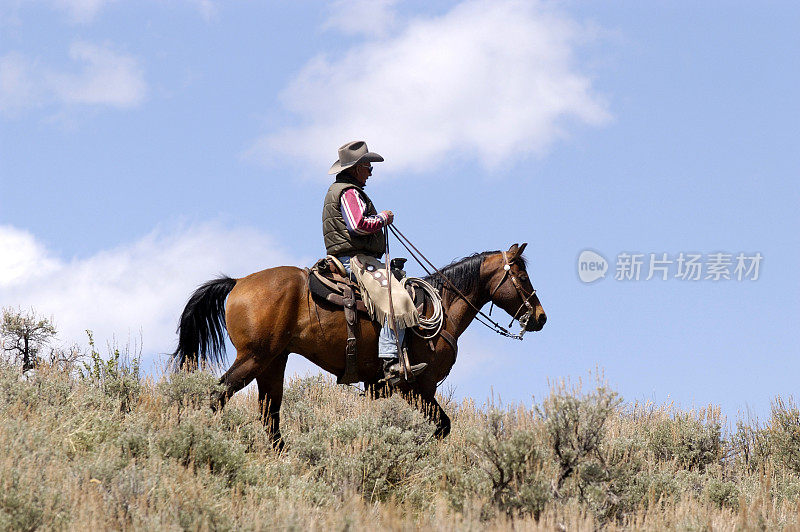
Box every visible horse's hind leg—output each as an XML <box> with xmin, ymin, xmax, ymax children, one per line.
<box><xmin>256</xmin><ymin>351</ymin><xmax>289</xmax><ymax>450</ymax></box>
<box><xmin>213</xmin><ymin>351</ymin><xmax>262</xmax><ymax>411</ymax></box>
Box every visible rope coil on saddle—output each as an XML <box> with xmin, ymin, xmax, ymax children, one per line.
<box><xmin>402</xmin><ymin>277</ymin><xmax>444</xmax><ymax>339</ymax></box>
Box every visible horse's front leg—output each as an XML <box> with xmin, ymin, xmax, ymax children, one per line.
<box><xmin>427</xmin><ymin>395</ymin><xmax>451</xmax><ymax>439</ymax></box>
<box><xmin>400</xmin><ymin>384</ymin><xmax>451</xmax><ymax>439</ymax></box>
<box><xmin>256</xmin><ymin>351</ymin><xmax>289</xmax><ymax>451</ymax></box>
<box><xmin>364</xmin><ymin>380</ymin><xmax>392</xmax><ymax>400</ymax></box>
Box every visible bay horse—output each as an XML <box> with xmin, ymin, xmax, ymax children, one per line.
<box><xmin>172</xmin><ymin>243</ymin><xmax>546</xmax><ymax>448</ymax></box>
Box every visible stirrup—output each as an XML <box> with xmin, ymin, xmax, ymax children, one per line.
<box><xmin>381</xmin><ymin>359</ymin><xmax>427</xmax><ymax>384</ymax></box>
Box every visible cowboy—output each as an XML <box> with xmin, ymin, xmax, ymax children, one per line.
<box><xmin>322</xmin><ymin>140</ymin><xmax>426</xmax><ymax>382</ymax></box>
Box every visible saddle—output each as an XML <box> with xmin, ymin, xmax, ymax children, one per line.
<box><xmin>308</xmin><ymin>256</ymin><xmax>425</xmax><ymax>384</ymax></box>
<box><xmin>308</xmin><ymin>256</ymin><xmax>422</xmax><ymax>312</ymax></box>
<box><xmin>308</xmin><ymin>256</ymin><xmax>368</xmax><ymax>314</ymax></box>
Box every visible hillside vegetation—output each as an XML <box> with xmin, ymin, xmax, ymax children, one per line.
<box><xmin>1</xmin><ymin>354</ymin><xmax>799</xmax><ymax>530</ymax></box>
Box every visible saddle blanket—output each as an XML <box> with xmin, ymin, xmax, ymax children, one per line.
<box><xmin>350</xmin><ymin>254</ymin><xmax>420</xmax><ymax>329</ymax></box>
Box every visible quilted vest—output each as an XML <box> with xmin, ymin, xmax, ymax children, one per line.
<box><xmin>322</xmin><ymin>177</ymin><xmax>386</xmax><ymax>257</ymax></box>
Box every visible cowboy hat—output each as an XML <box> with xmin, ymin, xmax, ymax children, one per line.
<box><xmin>328</xmin><ymin>140</ymin><xmax>384</xmax><ymax>175</ymax></box>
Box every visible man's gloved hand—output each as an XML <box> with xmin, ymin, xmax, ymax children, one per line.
<box><xmin>380</xmin><ymin>210</ymin><xmax>394</xmax><ymax>225</ymax></box>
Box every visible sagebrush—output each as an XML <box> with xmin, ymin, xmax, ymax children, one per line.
<box><xmin>1</xmin><ymin>360</ymin><xmax>798</xmax><ymax>530</ymax></box>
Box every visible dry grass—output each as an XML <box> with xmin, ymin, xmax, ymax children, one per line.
<box><xmin>1</xmin><ymin>358</ymin><xmax>799</xmax><ymax>531</ymax></box>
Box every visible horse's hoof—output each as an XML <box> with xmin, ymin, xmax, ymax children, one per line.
<box><xmin>271</xmin><ymin>436</ymin><xmax>286</xmax><ymax>453</ymax></box>
<box><xmin>433</xmin><ymin>424</ymin><xmax>451</xmax><ymax>439</ymax></box>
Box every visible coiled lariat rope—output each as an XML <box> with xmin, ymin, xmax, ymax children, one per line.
<box><xmin>402</xmin><ymin>277</ymin><xmax>443</xmax><ymax>339</ymax></box>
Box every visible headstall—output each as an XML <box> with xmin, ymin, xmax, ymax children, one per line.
<box><xmin>487</xmin><ymin>251</ymin><xmax>538</xmax><ymax>337</ymax></box>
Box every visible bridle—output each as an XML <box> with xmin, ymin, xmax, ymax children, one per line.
<box><xmin>487</xmin><ymin>250</ymin><xmax>538</xmax><ymax>336</ymax></box>
<box><xmin>388</xmin><ymin>224</ymin><xmax>537</xmax><ymax>340</ymax></box>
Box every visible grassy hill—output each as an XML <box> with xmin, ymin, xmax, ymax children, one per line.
<box><xmin>1</xmin><ymin>356</ymin><xmax>799</xmax><ymax>530</ymax></box>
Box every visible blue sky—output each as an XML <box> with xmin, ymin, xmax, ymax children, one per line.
<box><xmin>1</xmin><ymin>0</ymin><xmax>798</xmax><ymax>422</ymax></box>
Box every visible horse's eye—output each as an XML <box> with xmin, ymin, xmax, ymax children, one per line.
<box><xmin>519</xmin><ymin>273</ymin><xmax>529</xmax><ymax>281</ymax></box>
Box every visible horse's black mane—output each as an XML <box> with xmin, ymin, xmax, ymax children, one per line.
<box><xmin>423</xmin><ymin>250</ymin><xmax>527</xmax><ymax>296</ymax></box>
<box><xmin>424</xmin><ymin>251</ymin><xmax>495</xmax><ymax>296</ymax></box>
<box><xmin>424</xmin><ymin>250</ymin><xmax>527</xmax><ymax>294</ymax></box>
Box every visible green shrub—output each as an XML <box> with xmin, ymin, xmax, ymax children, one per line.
<box><xmin>768</xmin><ymin>396</ymin><xmax>800</xmax><ymax>474</ymax></box>
<box><xmin>643</xmin><ymin>411</ymin><xmax>722</xmax><ymax>471</ymax></box>
<box><xmin>0</xmin><ymin>470</ymin><xmax>67</xmax><ymax>531</ymax></box>
<box><xmin>0</xmin><ymin>474</ymin><xmax>46</xmax><ymax>531</ymax></box>
<box><xmin>0</xmin><ymin>362</ymin><xmax>39</xmax><ymax>408</ymax></box>
<box><xmin>282</xmin><ymin>374</ymin><xmax>363</xmax><ymax>434</ymax></box>
<box><xmin>590</xmin><ymin>434</ymin><xmax>656</xmax><ymax>520</ymax></box>
<box><xmin>776</xmin><ymin>478</ymin><xmax>800</xmax><ymax>505</ymax></box>
<box><xmin>4</xmin><ymin>362</ymin><xmax>800</xmax><ymax>529</ymax></box>
<box><xmin>220</xmin><ymin>403</ymin><xmax>273</xmax><ymax>453</ymax></box>
<box><xmin>0</xmin><ymin>361</ymin><xmax>78</xmax><ymax>410</ymax></box>
<box><xmin>156</xmin><ymin>409</ymin><xmax>249</xmax><ymax>485</ymax></box>
<box><xmin>469</xmin><ymin>409</ymin><xmax>549</xmax><ymax>519</ymax></box>
<box><xmin>537</xmin><ymin>382</ymin><xmax>621</xmax><ymax>491</ymax></box>
<box><xmin>705</xmin><ymin>478</ymin><xmax>739</xmax><ymax>509</ymax></box>
<box><xmin>731</xmin><ymin>418</ymin><xmax>771</xmax><ymax>473</ymax></box>
<box><xmin>117</xmin><ymin>413</ymin><xmax>153</xmax><ymax>459</ymax></box>
<box><xmin>629</xmin><ymin>469</ymin><xmax>679</xmax><ymax>507</ymax></box>
<box><xmin>291</xmin><ymin>395</ymin><xmax>436</xmax><ymax>504</ymax></box>
<box><xmin>334</xmin><ymin>399</ymin><xmax>434</xmax><ymax>502</ymax></box>
<box><xmin>81</xmin><ymin>331</ymin><xmax>141</xmax><ymax>413</ymax></box>
<box><xmin>157</xmin><ymin>370</ymin><xmax>225</xmax><ymax>413</ymax></box>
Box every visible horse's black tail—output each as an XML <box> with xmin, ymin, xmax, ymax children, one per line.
<box><xmin>172</xmin><ymin>276</ymin><xmax>237</xmax><ymax>371</ymax></box>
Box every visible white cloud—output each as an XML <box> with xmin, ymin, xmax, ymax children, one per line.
<box><xmin>188</xmin><ymin>0</ymin><xmax>216</xmax><ymax>21</ymax></box>
<box><xmin>49</xmin><ymin>42</ymin><xmax>146</xmax><ymax>107</ymax></box>
<box><xmin>0</xmin><ymin>226</ymin><xmax>60</xmax><ymax>288</ymax></box>
<box><xmin>45</xmin><ymin>0</ymin><xmax>215</xmax><ymax>23</ymax></box>
<box><xmin>323</xmin><ymin>0</ymin><xmax>399</xmax><ymax>38</ymax></box>
<box><xmin>0</xmin><ymin>52</ymin><xmax>44</xmax><ymax>113</ymax></box>
<box><xmin>249</xmin><ymin>0</ymin><xmax>610</xmax><ymax>175</ymax></box>
<box><xmin>0</xmin><ymin>223</ymin><xmax>301</xmax><ymax>367</ymax></box>
<box><xmin>51</xmin><ymin>0</ymin><xmax>112</xmax><ymax>23</ymax></box>
<box><xmin>0</xmin><ymin>41</ymin><xmax>146</xmax><ymax>114</ymax></box>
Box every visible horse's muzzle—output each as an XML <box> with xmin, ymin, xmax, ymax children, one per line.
<box><xmin>525</xmin><ymin>312</ymin><xmax>546</xmax><ymax>332</ymax></box>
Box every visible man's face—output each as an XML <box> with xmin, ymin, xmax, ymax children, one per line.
<box><xmin>354</xmin><ymin>162</ymin><xmax>373</xmax><ymax>186</ymax></box>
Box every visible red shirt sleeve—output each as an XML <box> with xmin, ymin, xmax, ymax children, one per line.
<box><xmin>340</xmin><ymin>188</ymin><xmax>387</xmax><ymax>235</ymax></box>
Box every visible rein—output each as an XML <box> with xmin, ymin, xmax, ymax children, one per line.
<box><xmin>388</xmin><ymin>225</ymin><xmax>528</xmax><ymax>340</ymax></box>
<box><xmin>384</xmin><ymin>226</ymin><xmax>409</xmax><ymax>380</ymax></box>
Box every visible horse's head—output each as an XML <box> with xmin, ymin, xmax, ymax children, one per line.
<box><xmin>482</xmin><ymin>243</ymin><xmax>546</xmax><ymax>333</ymax></box>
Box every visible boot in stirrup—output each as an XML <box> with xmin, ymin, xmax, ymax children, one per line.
<box><xmin>382</xmin><ymin>357</ymin><xmax>427</xmax><ymax>384</ymax></box>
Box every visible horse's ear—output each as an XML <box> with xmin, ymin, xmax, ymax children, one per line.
<box><xmin>508</xmin><ymin>242</ymin><xmax>527</xmax><ymax>260</ymax></box>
